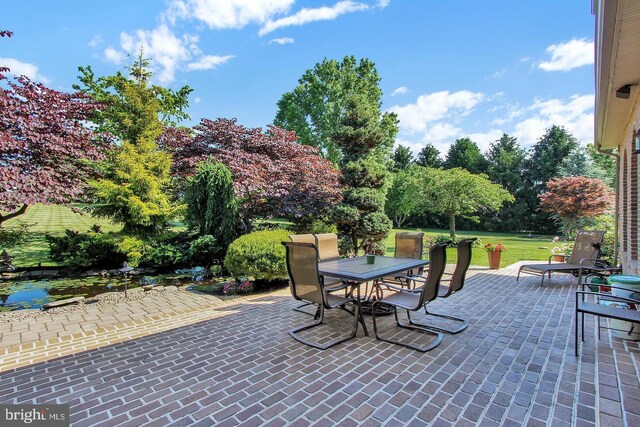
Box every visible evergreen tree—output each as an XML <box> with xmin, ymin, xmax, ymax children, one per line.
<box><xmin>391</xmin><ymin>144</ymin><xmax>414</xmax><ymax>172</ymax></box>
<box><xmin>331</xmin><ymin>95</ymin><xmax>392</xmax><ymax>255</ymax></box>
<box><xmin>558</xmin><ymin>145</ymin><xmax>609</xmax><ymax>184</ymax></box>
<box><xmin>81</xmin><ymin>54</ymin><xmax>187</xmax><ymax>235</ymax></box>
<box><xmin>444</xmin><ymin>137</ymin><xmax>488</xmax><ymax>174</ymax></box>
<box><xmin>484</xmin><ymin>134</ymin><xmax>528</xmax><ymax>231</ymax></box>
<box><xmin>184</xmin><ymin>161</ymin><xmax>238</xmax><ymax>251</ymax></box>
<box><xmin>523</xmin><ymin>125</ymin><xmax>578</xmax><ymax>233</ymax></box>
<box><xmin>416</xmin><ymin>143</ymin><xmax>442</xmax><ymax>168</ymax></box>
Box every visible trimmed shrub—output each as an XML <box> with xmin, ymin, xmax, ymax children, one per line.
<box><xmin>224</xmin><ymin>229</ymin><xmax>290</xmax><ymax>280</ymax></box>
<box><xmin>47</xmin><ymin>229</ymin><xmax>127</xmax><ymax>268</ymax></box>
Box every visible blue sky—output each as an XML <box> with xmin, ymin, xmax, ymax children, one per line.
<box><xmin>2</xmin><ymin>0</ymin><xmax>595</xmax><ymax>156</ymax></box>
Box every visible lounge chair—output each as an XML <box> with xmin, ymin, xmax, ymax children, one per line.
<box><xmin>516</xmin><ymin>230</ymin><xmax>606</xmax><ymax>286</ymax></box>
<box><xmin>371</xmin><ymin>242</ymin><xmax>449</xmax><ymax>352</ymax></box>
<box><xmin>282</xmin><ymin>242</ymin><xmax>365</xmax><ymax>349</ymax></box>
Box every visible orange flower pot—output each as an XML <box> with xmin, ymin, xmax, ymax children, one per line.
<box><xmin>488</xmin><ymin>251</ymin><xmax>502</xmax><ymax>269</ymax></box>
<box><xmin>551</xmin><ymin>254</ymin><xmax>565</xmax><ymax>262</ymax></box>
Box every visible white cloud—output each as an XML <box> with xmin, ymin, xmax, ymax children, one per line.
<box><xmin>104</xmin><ymin>24</ymin><xmax>232</xmax><ymax>83</ymax></box>
<box><xmin>268</xmin><ymin>37</ymin><xmax>294</xmax><ymax>45</ymax></box>
<box><xmin>186</xmin><ymin>54</ymin><xmax>234</xmax><ymax>70</ymax></box>
<box><xmin>166</xmin><ymin>0</ymin><xmax>294</xmax><ymax>29</ymax></box>
<box><xmin>538</xmin><ymin>38</ymin><xmax>594</xmax><ymax>72</ymax></box>
<box><xmin>259</xmin><ymin>1</ymin><xmax>369</xmax><ymax>36</ymax></box>
<box><xmin>0</xmin><ymin>57</ymin><xmax>50</xmax><ymax>83</ymax></box>
<box><xmin>104</xmin><ymin>47</ymin><xmax>125</xmax><ymax>64</ymax></box>
<box><xmin>88</xmin><ymin>35</ymin><xmax>102</xmax><ymax>47</ymax></box>
<box><xmin>388</xmin><ymin>90</ymin><xmax>485</xmax><ymax>134</ymax></box>
<box><xmin>491</xmin><ymin>68</ymin><xmax>506</xmax><ymax>79</ymax></box>
<box><xmin>377</xmin><ymin>0</ymin><xmax>391</xmax><ymax>7</ymax></box>
<box><xmin>513</xmin><ymin>94</ymin><xmax>594</xmax><ymax>145</ymax></box>
<box><xmin>467</xmin><ymin>129</ymin><xmax>504</xmax><ymax>152</ymax></box>
<box><xmin>391</xmin><ymin>86</ymin><xmax>408</xmax><ymax>96</ymax></box>
<box><xmin>193</xmin><ymin>96</ymin><xmax>201</xmax><ymax>104</ymax></box>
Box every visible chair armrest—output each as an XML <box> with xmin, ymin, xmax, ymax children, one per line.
<box><xmin>376</xmin><ymin>281</ymin><xmax>422</xmax><ymax>293</ymax></box>
<box><xmin>576</xmin><ymin>291</ymin><xmax>640</xmax><ymax>306</ymax></box>
<box><xmin>579</xmin><ymin>258</ymin><xmax>611</xmax><ymax>267</ymax></box>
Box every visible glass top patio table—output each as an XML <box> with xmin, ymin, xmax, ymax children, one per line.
<box><xmin>318</xmin><ymin>256</ymin><xmax>429</xmax><ymax>282</ymax></box>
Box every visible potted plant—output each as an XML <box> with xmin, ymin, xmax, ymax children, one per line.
<box><xmin>484</xmin><ymin>243</ymin><xmax>506</xmax><ymax>269</ymax></box>
<box><xmin>550</xmin><ymin>237</ymin><xmax>573</xmax><ymax>263</ymax></box>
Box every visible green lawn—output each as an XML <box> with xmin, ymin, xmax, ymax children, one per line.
<box><xmin>382</xmin><ymin>227</ymin><xmax>553</xmax><ymax>268</ymax></box>
<box><xmin>4</xmin><ymin>204</ymin><xmax>122</xmax><ymax>267</ymax></box>
<box><xmin>3</xmin><ymin>205</ymin><xmax>554</xmax><ymax>268</ymax></box>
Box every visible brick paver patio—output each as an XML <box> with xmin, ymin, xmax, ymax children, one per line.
<box><xmin>1</xmin><ymin>262</ymin><xmax>639</xmax><ymax>426</ymax></box>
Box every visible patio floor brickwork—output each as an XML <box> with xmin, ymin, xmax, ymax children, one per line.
<box><xmin>1</xmin><ymin>262</ymin><xmax>639</xmax><ymax>426</ymax></box>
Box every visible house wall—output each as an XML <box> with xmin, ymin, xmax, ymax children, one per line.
<box><xmin>618</xmin><ymin>96</ymin><xmax>640</xmax><ymax>275</ymax></box>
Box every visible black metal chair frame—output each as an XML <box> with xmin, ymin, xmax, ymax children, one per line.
<box><xmin>399</xmin><ymin>238</ymin><xmax>476</xmax><ymax>334</ymax></box>
<box><xmin>575</xmin><ymin>284</ymin><xmax>640</xmax><ymax>356</ymax></box>
<box><xmin>371</xmin><ymin>242</ymin><xmax>449</xmax><ymax>352</ymax></box>
<box><xmin>283</xmin><ymin>242</ymin><xmax>367</xmax><ymax>349</ymax></box>
<box><xmin>289</xmin><ymin>233</ymin><xmax>348</xmax><ymax>317</ymax></box>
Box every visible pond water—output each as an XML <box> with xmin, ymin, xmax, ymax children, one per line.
<box><xmin>0</xmin><ymin>267</ymin><xmax>217</xmax><ymax>312</ymax></box>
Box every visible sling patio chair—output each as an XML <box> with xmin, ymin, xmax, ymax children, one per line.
<box><xmin>370</xmin><ymin>231</ymin><xmax>425</xmax><ymax>297</ymax></box>
<box><xmin>371</xmin><ymin>242</ymin><xmax>449</xmax><ymax>352</ymax></box>
<box><xmin>314</xmin><ymin>233</ymin><xmax>340</xmax><ymax>262</ymax></box>
<box><xmin>282</xmin><ymin>241</ymin><xmax>365</xmax><ymax>349</ymax></box>
<box><xmin>289</xmin><ymin>233</ymin><xmax>346</xmax><ymax>316</ymax></box>
<box><xmin>407</xmin><ymin>238</ymin><xmax>476</xmax><ymax>334</ymax></box>
<box><xmin>516</xmin><ymin>230</ymin><xmax>606</xmax><ymax>286</ymax></box>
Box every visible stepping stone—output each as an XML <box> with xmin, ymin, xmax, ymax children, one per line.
<box><xmin>43</xmin><ymin>297</ymin><xmax>85</xmax><ymax>309</ymax></box>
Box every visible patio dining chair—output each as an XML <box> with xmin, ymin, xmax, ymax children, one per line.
<box><xmin>371</xmin><ymin>242</ymin><xmax>449</xmax><ymax>352</ymax></box>
<box><xmin>282</xmin><ymin>242</ymin><xmax>365</xmax><ymax>349</ymax></box>
<box><xmin>516</xmin><ymin>230</ymin><xmax>606</xmax><ymax>286</ymax></box>
<box><xmin>375</xmin><ymin>232</ymin><xmax>425</xmax><ymax>295</ymax></box>
<box><xmin>409</xmin><ymin>238</ymin><xmax>476</xmax><ymax>334</ymax></box>
<box><xmin>314</xmin><ymin>233</ymin><xmax>340</xmax><ymax>262</ymax></box>
<box><xmin>289</xmin><ymin>233</ymin><xmax>345</xmax><ymax>316</ymax></box>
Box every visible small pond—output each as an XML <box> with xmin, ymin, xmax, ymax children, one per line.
<box><xmin>0</xmin><ymin>267</ymin><xmax>219</xmax><ymax>312</ymax></box>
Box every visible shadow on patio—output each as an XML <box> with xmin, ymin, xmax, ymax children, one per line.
<box><xmin>1</xmin><ymin>262</ymin><xmax>639</xmax><ymax>426</ymax></box>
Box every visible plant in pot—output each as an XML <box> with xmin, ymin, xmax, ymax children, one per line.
<box><xmin>484</xmin><ymin>243</ymin><xmax>506</xmax><ymax>269</ymax></box>
<box><xmin>550</xmin><ymin>237</ymin><xmax>573</xmax><ymax>263</ymax></box>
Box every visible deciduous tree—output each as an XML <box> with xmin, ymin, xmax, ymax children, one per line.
<box><xmin>523</xmin><ymin>125</ymin><xmax>578</xmax><ymax>232</ymax></box>
<box><xmin>385</xmin><ymin>166</ymin><xmax>424</xmax><ymax>227</ymax></box>
<box><xmin>274</xmin><ymin>55</ymin><xmax>398</xmax><ymax>164</ymax></box>
<box><xmin>164</xmin><ymin>118</ymin><xmax>342</xmax><ymax>229</ymax></box>
<box><xmin>423</xmin><ymin>168</ymin><xmax>513</xmax><ymax>236</ymax></box>
<box><xmin>539</xmin><ymin>176</ymin><xmax>613</xmax><ymax>237</ymax></box>
<box><xmin>0</xmin><ymin>76</ymin><xmax>110</xmax><ymax>226</ymax></box>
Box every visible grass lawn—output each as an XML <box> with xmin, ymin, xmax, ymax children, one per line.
<box><xmin>3</xmin><ymin>205</ymin><xmax>554</xmax><ymax>268</ymax></box>
<box><xmin>382</xmin><ymin>227</ymin><xmax>553</xmax><ymax>268</ymax></box>
<box><xmin>4</xmin><ymin>204</ymin><xmax>122</xmax><ymax>267</ymax></box>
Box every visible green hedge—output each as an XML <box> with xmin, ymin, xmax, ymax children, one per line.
<box><xmin>224</xmin><ymin>229</ymin><xmax>290</xmax><ymax>280</ymax></box>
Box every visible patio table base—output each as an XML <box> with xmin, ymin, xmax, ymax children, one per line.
<box><xmin>360</xmin><ymin>301</ymin><xmax>395</xmax><ymax>316</ymax></box>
